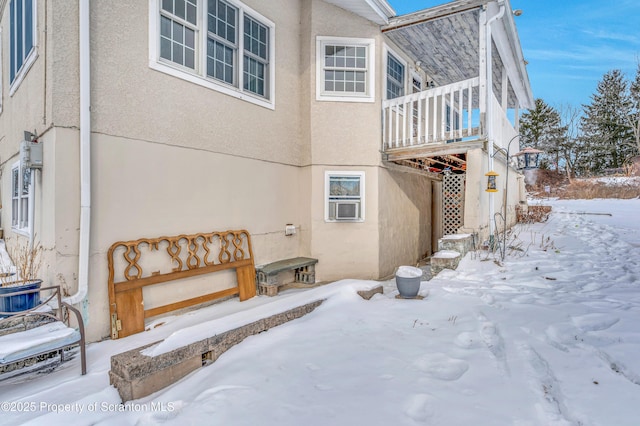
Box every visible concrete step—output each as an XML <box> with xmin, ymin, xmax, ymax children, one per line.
<box><xmin>437</xmin><ymin>233</ymin><xmax>474</xmax><ymax>258</ymax></box>
<box><xmin>430</xmin><ymin>250</ymin><xmax>462</xmax><ymax>276</ymax></box>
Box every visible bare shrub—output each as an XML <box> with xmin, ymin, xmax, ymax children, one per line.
<box><xmin>560</xmin><ymin>181</ymin><xmax>640</xmax><ymax>199</ymax></box>
<box><xmin>1</xmin><ymin>240</ymin><xmax>43</xmax><ymax>286</ymax></box>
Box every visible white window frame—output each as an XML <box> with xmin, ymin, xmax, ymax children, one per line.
<box><xmin>383</xmin><ymin>45</ymin><xmax>407</xmax><ymax>101</ymax></box>
<box><xmin>11</xmin><ymin>161</ymin><xmax>33</xmax><ymax>236</ymax></box>
<box><xmin>0</xmin><ymin>30</ymin><xmax>3</xmax><ymax>114</ymax></box>
<box><xmin>149</xmin><ymin>0</ymin><xmax>276</xmax><ymax>110</ymax></box>
<box><xmin>316</xmin><ymin>36</ymin><xmax>375</xmax><ymax>103</ymax></box>
<box><xmin>324</xmin><ymin>171</ymin><xmax>365</xmax><ymax>223</ymax></box>
<box><xmin>9</xmin><ymin>0</ymin><xmax>38</xmax><ymax>96</ymax></box>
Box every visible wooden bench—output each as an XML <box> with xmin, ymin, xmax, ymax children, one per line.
<box><xmin>0</xmin><ymin>285</ymin><xmax>86</xmax><ymax>376</ymax></box>
<box><xmin>256</xmin><ymin>257</ymin><xmax>318</xmax><ymax>296</ymax></box>
<box><xmin>108</xmin><ymin>230</ymin><xmax>257</xmax><ymax>339</ymax></box>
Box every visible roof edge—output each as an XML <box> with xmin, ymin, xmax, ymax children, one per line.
<box><xmin>383</xmin><ymin>0</ymin><xmax>487</xmax><ymax>32</ymax></box>
<box><xmin>367</xmin><ymin>0</ymin><xmax>397</xmax><ymax>21</ymax></box>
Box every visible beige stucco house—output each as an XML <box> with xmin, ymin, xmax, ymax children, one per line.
<box><xmin>0</xmin><ymin>0</ymin><xmax>533</xmax><ymax>342</ymax></box>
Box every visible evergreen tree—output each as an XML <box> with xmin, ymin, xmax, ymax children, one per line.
<box><xmin>629</xmin><ymin>63</ymin><xmax>640</xmax><ymax>155</ymax></box>
<box><xmin>580</xmin><ymin>69</ymin><xmax>635</xmax><ymax>173</ymax></box>
<box><xmin>519</xmin><ymin>98</ymin><xmax>566</xmax><ymax>169</ymax></box>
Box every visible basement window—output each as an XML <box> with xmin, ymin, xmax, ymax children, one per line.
<box><xmin>325</xmin><ymin>171</ymin><xmax>365</xmax><ymax>222</ymax></box>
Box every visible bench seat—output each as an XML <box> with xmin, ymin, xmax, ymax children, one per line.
<box><xmin>0</xmin><ymin>285</ymin><xmax>86</xmax><ymax>376</ymax></box>
<box><xmin>256</xmin><ymin>257</ymin><xmax>318</xmax><ymax>296</ymax></box>
<box><xmin>0</xmin><ymin>322</ymin><xmax>81</xmax><ymax>365</ymax></box>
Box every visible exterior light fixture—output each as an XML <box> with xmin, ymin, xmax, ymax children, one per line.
<box><xmin>485</xmin><ymin>170</ymin><xmax>499</xmax><ymax>192</ymax></box>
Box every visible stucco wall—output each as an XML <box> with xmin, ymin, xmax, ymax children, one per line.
<box><xmin>85</xmin><ymin>0</ymin><xmax>307</xmax><ymax>167</ymax></box>
<box><xmin>305</xmin><ymin>0</ymin><xmax>388</xmax><ymax>281</ymax></box>
<box><xmin>83</xmin><ymin>133</ymin><xmax>308</xmax><ymax>340</ymax></box>
<box><xmin>309</xmin><ymin>165</ymin><xmax>379</xmax><ymax>282</ymax></box>
<box><xmin>378</xmin><ymin>167</ymin><xmax>433</xmax><ymax>279</ymax></box>
<box><xmin>463</xmin><ymin>146</ymin><xmax>523</xmax><ymax>244</ymax></box>
<box><xmin>307</xmin><ymin>0</ymin><xmax>384</xmax><ymax>167</ymax></box>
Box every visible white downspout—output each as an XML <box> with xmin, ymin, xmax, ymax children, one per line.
<box><xmin>66</xmin><ymin>0</ymin><xmax>90</xmax><ymax>305</ymax></box>
<box><xmin>486</xmin><ymin>0</ymin><xmax>505</xmax><ymax>245</ymax></box>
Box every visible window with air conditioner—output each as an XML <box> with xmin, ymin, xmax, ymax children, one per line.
<box><xmin>325</xmin><ymin>172</ymin><xmax>364</xmax><ymax>222</ymax></box>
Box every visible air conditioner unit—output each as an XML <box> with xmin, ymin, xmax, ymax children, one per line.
<box><xmin>335</xmin><ymin>201</ymin><xmax>359</xmax><ymax>220</ymax></box>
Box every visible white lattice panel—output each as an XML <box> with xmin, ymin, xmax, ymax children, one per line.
<box><xmin>442</xmin><ymin>174</ymin><xmax>466</xmax><ymax>235</ymax></box>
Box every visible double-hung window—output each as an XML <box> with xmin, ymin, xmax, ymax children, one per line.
<box><xmin>325</xmin><ymin>171</ymin><xmax>365</xmax><ymax>222</ymax></box>
<box><xmin>152</xmin><ymin>0</ymin><xmax>274</xmax><ymax>108</ymax></box>
<box><xmin>9</xmin><ymin>0</ymin><xmax>36</xmax><ymax>91</ymax></box>
<box><xmin>160</xmin><ymin>0</ymin><xmax>197</xmax><ymax>70</ymax></box>
<box><xmin>11</xmin><ymin>162</ymin><xmax>32</xmax><ymax>234</ymax></box>
<box><xmin>316</xmin><ymin>37</ymin><xmax>375</xmax><ymax>102</ymax></box>
<box><xmin>386</xmin><ymin>52</ymin><xmax>405</xmax><ymax>100</ymax></box>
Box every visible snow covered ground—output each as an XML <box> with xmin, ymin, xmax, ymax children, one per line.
<box><xmin>1</xmin><ymin>198</ymin><xmax>640</xmax><ymax>426</ymax></box>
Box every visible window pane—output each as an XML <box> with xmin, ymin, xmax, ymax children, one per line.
<box><xmin>244</xmin><ymin>15</ymin><xmax>268</xmax><ymax>60</ymax></box>
<box><xmin>25</xmin><ymin>0</ymin><xmax>33</xmax><ymax>53</ymax></box>
<box><xmin>173</xmin><ymin>41</ymin><xmax>183</xmax><ymax>64</ymax></box>
<box><xmin>324</xmin><ymin>45</ymin><xmax>367</xmax><ymax>94</ymax></box>
<box><xmin>173</xmin><ymin>21</ymin><xmax>183</xmax><ymax>43</ymax></box>
<box><xmin>160</xmin><ymin>37</ymin><xmax>172</xmax><ymax>60</ymax></box>
<box><xmin>16</xmin><ymin>0</ymin><xmax>23</xmax><ymax>72</ymax></box>
<box><xmin>186</xmin><ymin>1</ymin><xmax>197</xmax><ymax>24</ymax></box>
<box><xmin>22</xmin><ymin>168</ymin><xmax>31</xmax><ymax>195</ymax></box>
<box><xmin>207</xmin><ymin>37</ymin><xmax>235</xmax><ymax>85</ymax></box>
<box><xmin>10</xmin><ymin>0</ymin><xmax>16</xmax><ymax>81</ymax></box>
<box><xmin>208</xmin><ymin>0</ymin><xmax>237</xmax><ymax>44</ymax></box>
<box><xmin>175</xmin><ymin>0</ymin><xmax>185</xmax><ymax>20</ymax></box>
<box><xmin>387</xmin><ymin>53</ymin><xmax>405</xmax><ymax>99</ymax></box>
<box><xmin>161</xmin><ymin>15</ymin><xmax>171</xmax><ymax>37</ymax></box>
<box><xmin>162</xmin><ymin>0</ymin><xmax>172</xmax><ymax>13</ymax></box>
<box><xmin>330</xmin><ymin>177</ymin><xmax>360</xmax><ymax>197</ymax></box>
<box><xmin>185</xmin><ymin>27</ymin><xmax>195</xmax><ymax>48</ymax></box>
<box><xmin>12</xmin><ymin>168</ymin><xmax>19</xmax><ymax>197</ymax></box>
<box><xmin>244</xmin><ymin>56</ymin><xmax>265</xmax><ymax>96</ymax></box>
<box><xmin>185</xmin><ymin>48</ymin><xmax>195</xmax><ymax>69</ymax></box>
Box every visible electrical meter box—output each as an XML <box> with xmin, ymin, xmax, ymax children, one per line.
<box><xmin>20</xmin><ymin>140</ymin><xmax>43</xmax><ymax>169</ymax></box>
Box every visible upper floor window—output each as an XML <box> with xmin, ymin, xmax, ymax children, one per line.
<box><xmin>316</xmin><ymin>37</ymin><xmax>375</xmax><ymax>103</ymax></box>
<box><xmin>9</xmin><ymin>0</ymin><xmax>37</xmax><ymax>90</ymax></box>
<box><xmin>151</xmin><ymin>0</ymin><xmax>275</xmax><ymax>109</ymax></box>
<box><xmin>386</xmin><ymin>52</ymin><xmax>405</xmax><ymax>100</ymax></box>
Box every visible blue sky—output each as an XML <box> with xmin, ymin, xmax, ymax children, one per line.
<box><xmin>387</xmin><ymin>0</ymin><xmax>640</xmax><ymax>109</ymax></box>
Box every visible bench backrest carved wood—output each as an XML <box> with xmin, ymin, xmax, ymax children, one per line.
<box><xmin>107</xmin><ymin>230</ymin><xmax>256</xmax><ymax>339</ymax></box>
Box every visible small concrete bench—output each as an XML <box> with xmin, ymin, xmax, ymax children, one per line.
<box><xmin>256</xmin><ymin>257</ymin><xmax>318</xmax><ymax>296</ymax></box>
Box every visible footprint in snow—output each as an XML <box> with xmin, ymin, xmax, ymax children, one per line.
<box><xmin>571</xmin><ymin>313</ymin><xmax>619</xmax><ymax>332</ymax></box>
<box><xmin>413</xmin><ymin>353</ymin><xmax>469</xmax><ymax>380</ymax></box>
<box><xmin>454</xmin><ymin>331</ymin><xmax>483</xmax><ymax>349</ymax></box>
<box><xmin>404</xmin><ymin>393</ymin><xmax>436</xmax><ymax>421</ymax></box>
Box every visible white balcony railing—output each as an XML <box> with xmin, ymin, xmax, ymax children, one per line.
<box><xmin>382</xmin><ymin>77</ymin><xmax>481</xmax><ymax>150</ymax></box>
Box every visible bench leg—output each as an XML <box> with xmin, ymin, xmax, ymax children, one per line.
<box><xmin>295</xmin><ymin>265</ymin><xmax>316</xmax><ymax>284</ymax></box>
<box><xmin>258</xmin><ymin>284</ymin><xmax>279</xmax><ymax>297</ymax></box>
